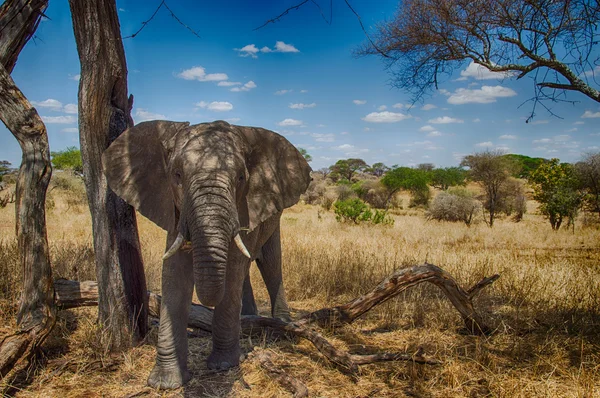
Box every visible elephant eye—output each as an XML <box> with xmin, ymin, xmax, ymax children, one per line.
<box><xmin>238</xmin><ymin>174</ymin><xmax>245</xmax><ymax>182</ymax></box>
<box><xmin>174</xmin><ymin>171</ymin><xmax>182</xmax><ymax>185</ymax></box>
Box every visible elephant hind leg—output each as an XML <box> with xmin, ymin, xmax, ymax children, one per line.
<box><xmin>255</xmin><ymin>225</ymin><xmax>291</xmax><ymax>322</ymax></box>
<box><xmin>241</xmin><ymin>273</ymin><xmax>258</xmax><ymax>316</ymax></box>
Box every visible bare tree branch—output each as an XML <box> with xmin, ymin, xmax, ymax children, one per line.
<box><xmin>123</xmin><ymin>0</ymin><xmax>200</xmax><ymax>40</ymax></box>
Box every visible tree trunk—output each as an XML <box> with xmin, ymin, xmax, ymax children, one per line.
<box><xmin>68</xmin><ymin>0</ymin><xmax>148</xmax><ymax>351</ymax></box>
<box><xmin>0</xmin><ymin>0</ymin><xmax>55</xmax><ymax>378</ymax></box>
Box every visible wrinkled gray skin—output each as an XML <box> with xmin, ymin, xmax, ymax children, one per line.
<box><xmin>102</xmin><ymin>120</ymin><xmax>311</xmax><ymax>389</ymax></box>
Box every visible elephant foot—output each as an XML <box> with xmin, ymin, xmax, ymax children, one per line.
<box><xmin>273</xmin><ymin>312</ymin><xmax>292</xmax><ymax>323</ymax></box>
<box><xmin>207</xmin><ymin>348</ymin><xmax>242</xmax><ymax>370</ymax></box>
<box><xmin>147</xmin><ymin>364</ymin><xmax>190</xmax><ymax>389</ymax></box>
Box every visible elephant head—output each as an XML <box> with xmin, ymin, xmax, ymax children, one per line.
<box><xmin>102</xmin><ymin>120</ymin><xmax>311</xmax><ymax>307</ymax></box>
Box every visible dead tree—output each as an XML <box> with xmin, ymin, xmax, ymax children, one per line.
<box><xmin>68</xmin><ymin>0</ymin><xmax>148</xmax><ymax>350</ymax></box>
<box><xmin>0</xmin><ymin>0</ymin><xmax>55</xmax><ymax>378</ymax></box>
<box><xmin>55</xmin><ymin>263</ymin><xmax>499</xmax><ymax>393</ymax></box>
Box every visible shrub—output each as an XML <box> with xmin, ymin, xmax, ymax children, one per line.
<box><xmin>321</xmin><ymin>191</ymin><xmax>336</xmax><ymax>211</ymax></box>
<box><xmin>303</xmin><ymin>179</ymin><xmax>327</xmax><ymax>205</ymax></box>
<box><xmin>333</xmin><ymin>198</ymin><xmax>394</xmax><ymax>225</ymax></box>
<box><xmin>335</xmin><ymin>184</ymin><xmax>356</xmax><ymax>201</ymax></box>
<box><xmin>409</xmin><ymin>186</ymin><xmax>431</xmax><ymax>208</ymax></box>
<box><xmin>426</xmin><ymin>188</ymin><xmax>481</xmax><ymax>226</ymax></box>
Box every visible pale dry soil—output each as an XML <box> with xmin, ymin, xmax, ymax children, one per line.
<box><xmin>0</xmin><ymin>185</ymin><xmax>599</xmax><ymax>397</ymax></box>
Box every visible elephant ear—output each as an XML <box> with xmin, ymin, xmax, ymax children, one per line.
<box><xmin>102</xmin><ymin>120</ymin><xmax>190</xmax><ymax>231</ymax></box>
<box><xmin>239</xmin><ymin>127</ymin><xmax>312</xmax><ymax>231</ymax></box>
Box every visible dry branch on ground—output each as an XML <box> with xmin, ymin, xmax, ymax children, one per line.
<box><xmin>54</xmin><ymin>263</ymin><xmax>498</xmax><ymax>392</ymax></box>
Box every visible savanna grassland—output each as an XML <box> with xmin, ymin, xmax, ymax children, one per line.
<box><xmin>0</xmin><ymin>174</ymin><xmax>599</xmax><ymax>397</ymax></box>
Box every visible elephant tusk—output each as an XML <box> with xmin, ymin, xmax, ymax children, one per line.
<box><xmin>162</xmin><ymin>233</ymin><xmax>185</xmax><ymax>261</ymax></box>
<box><xmin>234</xmin><ymin>234</ymin><xmax>251</xmax><ymax>259</ymax></box>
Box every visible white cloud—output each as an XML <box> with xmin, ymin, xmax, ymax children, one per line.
<box><xmin>218</xmin><ymin>81</ymin><xmax>241</xmax><ymax>87</ymax></box>
<box><xmin>300</xmin><ymin>90</ymin><xmax>308</xmax><ymax>93</ymax></box>
<box><xmin>419</xmin><ymin>125</ymin><xmax>435</xmax><ymax>132</ymax></box>
<box><xmin>421</xmin><ymin>104</ymin><xmax>437</xmax><ymax>111</ymax></box>
<box><xmin>32</xmin><ymin>99</ymin><xmax>63</xmax><ymax>110</ymax></box>
<box><xmin>230</xmin><ymin>81</ymin><xmax>256</xmax><ymax>92</ymax></box>
<box><xmin>447</xmin><ymin>85</ymin><xmax>517</xmax><ymax>104</ymax></box>
<box><xmin>530</xmin><ymin>119</ymin><xmax>549</xmax><ymax>125</ymax></box>
<box><xmin>61</xmin><ymin>127</ymin><xmax>78</xmax><ymax>133</ymax></box>
<box><xmin>278</xmin><ymin>118</ymin><xmax>303</xmax><ymax>126</ymax></box>
<box><xmin>227</xmin><ymin>118</ymin><xmax>241</xmax><ymax>123</ymax></box>
<box><xmin>178</xmin><ymin>66</ymin><xmax>228</xmax><ymax>82</ymax></box>
<box><xmin>275</xmin><ymin>89</ymin><xmax>292</xmax><ymax>95</ymax></box>
<box><xmin>63</xmin><ymin>103</ymin><xmax>78</xmax><ymax>114</ymax></box>
<box><xmin>289</xmin><ymin>102</ymin><xmax>317</xmax><ymax>109</ymax></box>
<box><xmin>476</xmin><ymin>141</ymin><xmax>494</xmax><ymax>147</ymax></box>
<box><xmin>274</xmin><ymin>41</ymin><xmax>299</xmax><ymax>53</ymax></box>
<box><xmin>353</xmin><ymin>100</ymin><xmax>367</xmax><ymax>105</ymax></box>
<box><xmin>427</xmin><ymin>131</ymin><xmax>442</xmax><ymax>137</ymax></box>
<box><xmin>564</xmin><ymin>128</ymin><xmax>578</xmax><ymax>133</ymax></box>
<box><xmin>472</xmin><ymin>118</ymin><xmax>481</xmax><ymax>123</ymax></box>
<box><xmin>583</xmin><ymin>65</ymin><xmax>600</xmax><ymax>77</ymax></box>
<box><xmin>574</xmin><ymin>121</ymin><xmax>585</xmax><ymax>125</ymax></box>
<box><xmin>499</xmin><ymin>134</ymin><xmax>517</xmax><ymax>139</ymax></box>
<box><xmin>41</xmin><ymin>115</ymin><xmax>77</xmax><ymax>124</ymax></box>
<box><xmin>428</xmin><ymin>116</ymin><xmax>464</xmax><ymax>124</ymax></box>
<box><xmin>333</xmin><ymin>144</ymin><xmax>354</xmax><ymax>151</ymax></box>
<box><xmin>460</xmin><ymin>62</ymin><xmax>513</xmax><ymax>80</ymax></box>
<box><xmin>340</xmin><ymin>131</ymin><xmax>349</xmax><ymax>135</ymax></box>
<box><xmin>392</xmin><ymin>103</ymin><xmax>404</xmax><ymax>109</ymax></box>
<box><xmin>533</xmin><ymin>138</ymin><xmax>552</xmax><ymax>144</ymax></box>
<box><xmin>362</xmin><ymin>111</ymin><xmax>411</xmax><ymax>123</ymax></box>
<box><xmin>196</xmin><ymin>101</ymin><xmax>233</xmax><ymax>111</ymax></box>
<box><xmin>582</xmin><ymin>110</ymin><xmax>600</xmax><ymax>118</ymax></box>
<box><xmin>378</xmin><ymin>105</ymin><xmax>387</xmax><ymax>111</ymax></box>
<box><xmin>235</xmin><ymin>44</ymin><xmax>260</xmax><ymax>58</ymax></box>
<box><xmin>554</xmin><ymin>134</ymin><xmax>571</xmax><ymax>142</ymax></box>
<box><xmin>135</xmin><ymin>108</ymin><xmax>166</xmax><ymax>122</ymax></box>
<box><xmin>311</xmin><ymin>133</ymin><xmax>334</xmax><ymax>142</ymax></box>
<box><xmin>69</xmin><ymin>74</ymin><xmax>80</xmax><ymax>81</ymax></box>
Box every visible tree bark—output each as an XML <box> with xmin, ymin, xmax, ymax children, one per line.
<box><xmin>0</xmin><ymin>0</ymin><xmax>48</xmax><ymax>74</ymax></box>
<box><xmin>68</xmin><ymin>0</ymin><xmax>147</xmax><ymax>351</ymax></box>
<box><xmin>0</xmin><ymin>0</ymin><xmax>55</xmax><ymax>378</ymax></box>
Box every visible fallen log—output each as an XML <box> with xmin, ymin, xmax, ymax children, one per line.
<box><xmin>54</xmin><ymin>263</ymin><xmax>496</xmax><ymax>374</ymax></box>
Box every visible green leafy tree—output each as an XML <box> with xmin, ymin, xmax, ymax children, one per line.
<box><xmin>529</xmin><ymin>159</ymin><xmax>582</xmax><ymax>230</ymax></box>
<box><xmin>366</xmin><ymin>162</ymin><xmax>389</xmax><ymax>177</ymax></box>
<box><xmin>297</xmin><ymin>147</ymin><xmax>312</xmax><ymax>162</ymax></box>
<box><xmin>502</xmin><ymin>154</ymin><xmax>548</xmax><ymax>178</ymax></box>
<box><xmin>0</xmin><ymin>160</ymin><xmax>11</xmax><ymax>182</ymax></box>
<box><xmin>330</xmin><ymin>158</ymin><xmax>368</xmax><ymax>181</ymax></box>
<box><xmin>575</xmin><ymin>152</ymin><xmax>600</xmax><ymax>218</ymax></box>
<box><xmin>381</xmin><ymin>166</ymin><xmax>431</xmax><ymax>207</ymax></box>
<box><xmin>430</xmin><ymin>167</ymin><xmax>467</xmax><ymax>190</ymax></box>
<box><xmin>51</xmin><ymin>147</ymin><xmax>83</xmax><ymax>174</ymax></box>
<box><xmin>461</xmin><ymin>151</ymin><xmax>516</xmax><ymax>227</ymax></box>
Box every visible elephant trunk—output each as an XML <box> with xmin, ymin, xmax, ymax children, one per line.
<box><xmin>187</xmin><ymin>184</ymin><xmax>237</xmax><ymax>307</ymax></box>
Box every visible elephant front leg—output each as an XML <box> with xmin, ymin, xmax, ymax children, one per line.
<box><xmin>148</xmin><ymin>237</ymin><xmax>194</xmax><ymax>389</ymax></box>
<box><xmin>207</xmin><ymin>255</ymin><xmax>249</xmax><ymax>370</ymax></box>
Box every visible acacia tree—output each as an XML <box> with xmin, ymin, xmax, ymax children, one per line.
<box><xmin>0</xmin><ymin>0</ymin><xmax>56</xmax><ymax>377</ymax></box>
<box><xmin>330</xmin><ymin>158</ymin><xmax>368</xmax><ymax>181</ymax></box>
<box><xmin>381</xmin><ymin>166</ymin><xmax>431</xmax><ymax>207</ymax></box>
<box><xmin>461</xmin><ymin>151</ymin><xmax>515</xmax><ymax>227</ymax></box>
<box><xmin>430</xmin><ymin>167</ymin><xmax>468</xmax><ymax>190</ymax></box>
<box><xmin>366</xmin><ymin>162</ymin><xmax>390</xmax><ymax>177</ymax></box>
<box><xmin>69</xmin><ymin>0</ymin><xmax>148</xmax><ymax>350</ymax></box>
<box><xmin>362</xmin><ymin>0</ymin><xmax>600</xmax><ymax>117</ymax></box>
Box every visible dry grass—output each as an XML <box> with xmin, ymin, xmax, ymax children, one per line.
<box><xmin>0</xmin><ymin>175</ymin><xmax>599</xmax><ymax>397</ymax></box>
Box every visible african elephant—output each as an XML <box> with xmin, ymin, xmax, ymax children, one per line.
<box><xmin>102</xmin><ymin>120</ymin><xmax>311</xmax><ymax>389</ymax></box>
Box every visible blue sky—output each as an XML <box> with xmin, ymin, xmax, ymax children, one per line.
<box><xmin>2</xmin><ymin>0</ymin><xmax>599</xmax><ymax>170</ymax></box>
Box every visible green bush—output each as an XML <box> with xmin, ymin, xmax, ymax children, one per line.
<box><xmin>334</xmin><ymin>198</ymin><xmax>394</xmax><ymax>225</ymax></box>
